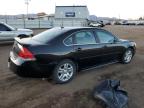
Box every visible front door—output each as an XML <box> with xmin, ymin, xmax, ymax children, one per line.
<box><xmin>95</xmin><ymin>29</ymin><xmax>123</xmax><ymax>62</ymax></box>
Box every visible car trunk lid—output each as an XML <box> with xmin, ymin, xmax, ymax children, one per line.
<box><xmin>11</xmin><ymin>37</ymin><xmax>43</xmax><ymax>60</ymax></box>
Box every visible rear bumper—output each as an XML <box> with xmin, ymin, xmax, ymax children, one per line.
<box><xmin>8</xmin><ymin>58</ymin><xmax>20</xmax><ymax>74</ymax></box>
<box><xmin>8</xmin><ymin>56</ymin><xmax>54</xmax><ymax>77</ymax></box>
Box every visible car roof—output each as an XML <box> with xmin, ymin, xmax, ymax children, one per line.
<box><xmin>58</xmin><ymin>27</ymin><xmax>101</xmax><ymax>31</ymax></box>
<box><xmin>0</xmin><ymin>22</ymin><xmax>5</xmax><ymax>24</ymax></box>
<box><xmin>50</xmin><ymin>27</ymin><xmax>104</xmax><ymax>34</ymax></box>
<box><xmin>32</xmin><ymin>27</ymin><xmax>103</xmax><ymax>44</ymax></box>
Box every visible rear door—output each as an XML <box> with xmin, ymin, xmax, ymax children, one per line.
<box><xmin>0</xmin><ymin>24</ymin><xmax>15</xmax><ymax>41</ymax></box>
<box><xmin>72</xmin><ymin>30</ymin><xmax>105</xmax><ymax>69</ymax></box>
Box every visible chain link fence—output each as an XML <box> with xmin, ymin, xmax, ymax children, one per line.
<box><xmin>0</xmin><ymin>15</ymin><xmax>88</xmax><ymax>29</ymax></box>
<box><xmin>0</xmin><ymin>19</ymin><xmax>52</xmax><ymax>29</ymax></box>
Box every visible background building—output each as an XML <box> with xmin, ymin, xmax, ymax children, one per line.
<box><xmin>0</xmin><ymin>5</ymin><xmax>120</xmax><ymax>28</ymax></box>
<box><xmin>54</xmin><ymin>6</ymin><xmax>89</xmax><ymax>27</ymax></box>
<box><xmin>0</xmin><ymin>5</ymin><xmax>90</xmax><ymax>28</ymax></box>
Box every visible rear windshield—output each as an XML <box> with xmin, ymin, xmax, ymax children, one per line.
<box><xmin>32</xmin><ymin>28</ymin><xmax>66</xmax><ymax>43</ymax></box>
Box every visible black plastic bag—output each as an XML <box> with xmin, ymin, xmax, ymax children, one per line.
<box><xmin>93</xmin><ymin>79</ymin><xmax>128</xmax><ymax>108</ymax></box>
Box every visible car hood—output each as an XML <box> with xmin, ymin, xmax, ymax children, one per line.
<box><xmin>17</xmin><ymin>28</ymin><xmax>33</xmax><ymax>32</ymax></box>
<box><xmin>119</xmin><ymin>39</ymin><xmax>129</xmax><ymax>42</ymax></box>
<box><xmin>119</xmin><ymin>39</ymin><xmax>134</xmax><ymax>42</ymax></box>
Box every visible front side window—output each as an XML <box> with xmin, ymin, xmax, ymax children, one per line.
<box><xmin>96</xmin><ymin>30</ymin><xmax>115</xmax><ymax>43</ymax></box>
<box><xmin>74</xmin><ymin>31</ymin><xmax>96</xmax><ymax>45</ymax></box>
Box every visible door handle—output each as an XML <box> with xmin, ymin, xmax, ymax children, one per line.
<box><xmin>76</xmin><ymin>47</ymin><xmax>82</xmax><ymax>51</ymax></box>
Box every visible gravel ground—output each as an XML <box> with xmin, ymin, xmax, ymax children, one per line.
<box><xmin>0</xmin><ymin>25</ymin><xmax>144</xmax><ymax>108</ymax></box>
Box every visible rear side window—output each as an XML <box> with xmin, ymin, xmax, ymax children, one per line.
<box><xmin>64</xmin><ymin>36</ymin><xmax>73</xmax><ymax>46</ymax></box>
<box><xmin>96</xmin><ymin>30</ymin><xmax>115</xmax><ymax>43</ymax></box>
<box><xmin>32</xmin><ymin>28</ymin><xmax>66</xmax><ymax>43</ymax></box>
<box><xmin>74</xmin><ymin>31</ymin><xmax>96</xmax><ymax>45</ymax></box>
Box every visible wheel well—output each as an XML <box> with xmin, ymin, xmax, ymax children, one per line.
<box><xmin>59</xmin><ymin>58</ymin><xmax>79</xmax><ymax>71</ymax></box>
<box><xmin>17</xmin><ymin>34</ymin><xmax>29</xmax><ymax>38</ymax></box>
<box><xmin>128</xmin><ymin>46</ymin><xmax>134</xmax><ymax>50</ymax></box>
<box><xmin>72</xmin><ymin>59</ymin><xmax>79</xmax><ymax>71</ymax></box>
<box><xmin>17</xmin><ymin>34</ymin><xmax>27</xmax><ymax>37</ymax></box>
<box><xmin>128</xmin><ymin>47</ymin><xmax>135</xmax><ymax>54</ymax></box>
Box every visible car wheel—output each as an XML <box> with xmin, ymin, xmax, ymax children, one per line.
<box><xmin>122</xmin><ymin>48</ymin><xmax>133</xmax><ymax>64</ymax></box>
<box><xmin>53</xmin><ymin>59</ymin><xmax>76</xmax><ymax>84</ymax></box>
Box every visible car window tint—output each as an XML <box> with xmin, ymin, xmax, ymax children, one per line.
<box><xmin>75</xmin><ymin>31</ymin><xmax>96</xmax><ymax>44</ymax></box>
<box><xmin>0</xmin><ymin>24</ymin><xmax>9</xmax><ymax>31</ymax></box>
<box><xmin>64</xmin><ymin>36</ymin><xmax>73</xmax><ymax>45</ymax></box>
<box><xmin>96</xmin><ymin>30</ymin><xmax>115</xmax><ymax>43</ymax></box>
<box><xmin>32</xmin><ymin>28</ymin><xmax>66</xmax><ymax>43</ymax></box>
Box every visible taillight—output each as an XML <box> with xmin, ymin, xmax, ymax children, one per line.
<box><xmin>18</xmin><ymin>44</ymin><xmax>35</xmax><ymax>60</ymax></box>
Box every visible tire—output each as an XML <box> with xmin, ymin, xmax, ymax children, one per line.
<box><xmin>52</xmin><ymin>59</ymin><xmax>76</xmax><ymax>84</ymax></box>
<box><xmin>121</xmin><ymin>48</ymin><xmax>134</xmax><ymax>64</ymax></box>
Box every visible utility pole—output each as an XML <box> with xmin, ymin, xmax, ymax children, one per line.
<box><xmin>25</xmin><ymin>0</ymin><xmax>31</xmax><ymax>19</ymax></box>
<box><xmin>60</xmin><ymin>12</ymin><xmax>63</xmax><ymax>27</ymax></box>
<box><xmin>5</xmin><ymin>14</ymin><xmax>7</xmax><ymax>24</ymax></box>
<box><xmin>119</xmin><ymin>14</ymin><xmax>121</xmax><ymax>20</ymax></box>
<box><xmin>72</xmin><ymin>5</ymin><xmax>74</xmax><ymax>26</ymax></box>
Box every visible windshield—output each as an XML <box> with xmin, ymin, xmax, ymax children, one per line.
<box><xmin>32</xmin><ymin>28</ymin><xmax>66</xmax><ymax>43</ymax></box>
<box><xmin>4</xmin><ymin>23</ymin><xmax>15</xmax><ymax>31</ymax></box>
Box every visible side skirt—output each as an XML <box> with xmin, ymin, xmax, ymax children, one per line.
<box><xmin>81</xmin><ymin>60</ymin><xmax>119</xmax><ymax>72</ymax></box>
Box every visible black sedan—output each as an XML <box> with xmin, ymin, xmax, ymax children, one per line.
<box><xmin>8</xmin><ymin>27</ymin><xmax>136</xmax><ymax>83</ymax></box>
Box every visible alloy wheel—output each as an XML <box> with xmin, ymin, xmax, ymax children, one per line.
<box><xmin>124</xmin><ymin>50</ymin><xmax>133</xmax><ymax>63</ymax></box>
<box><xmin>57</xmin><ymin>63</ymin><xmax>74</xmax><ymax>82</ymax></box>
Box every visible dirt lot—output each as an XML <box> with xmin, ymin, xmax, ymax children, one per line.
<box><xmin>0</xmin><ymin>25</ymin><xmax>144</xmax><ymax>108</ymax></box>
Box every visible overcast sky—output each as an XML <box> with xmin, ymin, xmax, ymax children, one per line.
<box><xmin>0</xmin><ymin>0</ymin><xmax>144</xmax><ymax>19</ymax></box>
